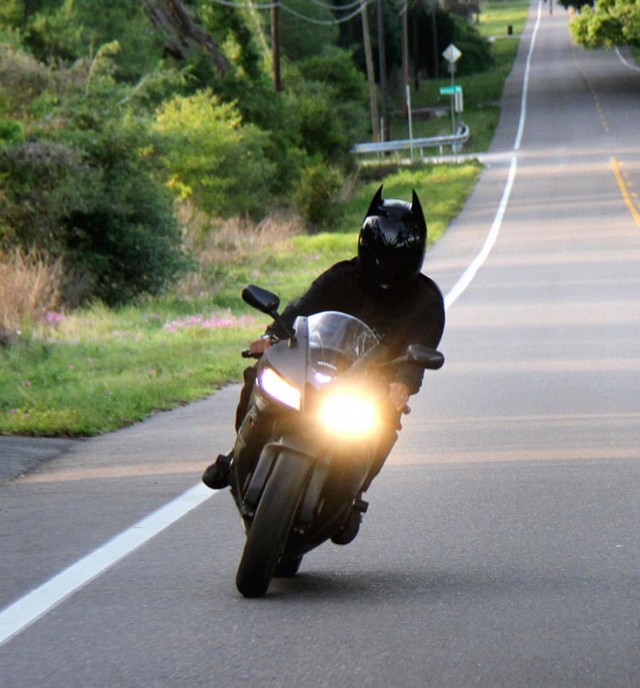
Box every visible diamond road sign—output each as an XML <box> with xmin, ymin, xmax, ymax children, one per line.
<box><xmin>442</xmin><ymin>43</ymin><xmax>462</xmax><ymax>64</ymax></box>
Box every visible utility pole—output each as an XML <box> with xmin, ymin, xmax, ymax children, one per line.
<box><xmin>376</xmin><ymin>0</ymin><xmax>389</xmax><ymax>141</ymax></box>
<box><xmin>401</xmin><ymin>1</ymin><xmax>409</xmax><ymax>117</ymax></box>
<box><xmin>431</xmin><ymin>0</ymin><xmax>439</xmax><ymax>79</ymax></box>
<box><xmin>360</xmin><ymin>0</ymin><xmax>380</xmax><ymax>141</ymax></box>
<box><xmin>271</xmin><ymin>0</ymin><xmax>282</xmax><ymax>91</ymax></box>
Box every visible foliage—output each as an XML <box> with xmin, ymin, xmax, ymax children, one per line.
<box><xmin>570</xmin><ymin>0</ymin><xmax>640</xmax><ymax>48</ymax></box>
<box><xmin>15</xmin><ymin>0</ymin><xmax>165</xmax><ymax>81</ymax></box>
<box><xmin>293</xmin><ymin>160</ymin><xmax>346</xmax><ymax>229</ymax></box>
<box><xmin>410</xmin><ymin>6</ymin><xmax>495</xmax><ymax>77</ymax></box>
<box><xmin>0</xmin><ymin>117</ymin><xmax>24</xmax><ymax>146</ymax></box>
<box><xmin>279</xmin><ymin>0</ymin><xmax>339</xmax><ymax>60</ymax></box>
<box><xmin>199</xmin><ymin>0</ymin><xmax>267</xmax><ymax>81</ymax></box>
<box><xmin>0</xmin><ymin>44</ymin><xmax>188</xmax><ymax>306</ymax></box>
<box><xmin>152</xmin><ymin>89</ymin><xmax>275</xmax><ymax>218</ymax></box>
<box><xmin>284</xmin><ymin>47</ymin><xmax>369</xmax><ymax>166</ymax></box>
<box><xmin>558</xmin><ymin>0</ymin><xmax>594</xmax><ymax>8</ymax></box>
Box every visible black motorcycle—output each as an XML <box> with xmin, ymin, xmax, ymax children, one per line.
<box><xmin>228</xmin><ymin>285</ymin><xmax>444</xmax><ymax>597</ymax></box>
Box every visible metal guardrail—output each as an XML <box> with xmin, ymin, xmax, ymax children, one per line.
<box><xmin>353</xmin><ymin>124</ymin><xmax>470</xmax><ymax>159</ymax></box>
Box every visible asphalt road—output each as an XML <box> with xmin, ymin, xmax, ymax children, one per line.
<box><xmin>3</xmin><ymin>2</ymin><xmax>640</xmax><ymax>686</ymax></box>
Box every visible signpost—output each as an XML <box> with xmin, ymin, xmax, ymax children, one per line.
<box><xmin>442</xmin><ymin>44</ymin><xmax>462</xmax><ymax>138</ymax></box>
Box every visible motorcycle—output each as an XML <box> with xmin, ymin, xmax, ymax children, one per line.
<box><xmin>228</xmin><ymin>285</ymin><xmax>444</xmax><ymax>598</ymax></box>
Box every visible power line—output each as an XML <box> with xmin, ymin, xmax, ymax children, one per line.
<box><xmin>209</xmin><ymin>0</ymin><xmax>375</xmax><ymax>25</ymax></box>
<box><xmin>305</xmin><ymin>0</ymin><xmax>366</xmax><ymax>11</ymax></box>
<box><xmin>210</xmin><ymin>0</ymin><xmax>278</xmax><ymax>9</ymax></box>
<box><xmin>280</xmin><ymin>0</ymin><xmax>373</xmax><ymax>25</ymax></box>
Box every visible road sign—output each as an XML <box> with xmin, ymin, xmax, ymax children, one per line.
<box><xmin>439</xmin><ymin>85</ymin><xmax>462</xmax><ymax>95</ymax></box>
<box><xmin>442</xmin><ymin>43</ymin><xmax>462</xmax><ymax>64</ymax></box>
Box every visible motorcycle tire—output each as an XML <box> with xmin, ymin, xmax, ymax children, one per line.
<box><xmin>235</xmin><ymin>452</ymin><xmax>309</xmax><ymax>598</ymax></box>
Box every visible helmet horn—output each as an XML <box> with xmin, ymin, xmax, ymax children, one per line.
<box><xmin>364</xmin><ymin>185</ymin><xmax>384</xmax><ymax>219</ymax></box>
<box><xmin>411</xmin><ymin>189</ymin><xmax>423</xmax><ymax>217</ymax></box>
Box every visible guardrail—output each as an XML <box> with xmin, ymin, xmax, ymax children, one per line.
<box><xmin>353</xmin><ymin>124</ymin><xmax>469</xmax><ymax>159</ymax></box>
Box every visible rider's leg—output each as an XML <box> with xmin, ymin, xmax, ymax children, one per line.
<box><xmin>331</xmin><ymin>416</ymin><xmax>401</xmax><ymax>544</ymax></box>
<box><xmin>202</xmin><ymin>366</ymin><xmax>257</xmax><ymax>490</ymax></box>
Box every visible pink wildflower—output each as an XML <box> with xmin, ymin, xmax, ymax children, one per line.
<box><xmin>43</xmin><ymin>311</ymin><xmax>65</xmax><ymax>325</ymax></box>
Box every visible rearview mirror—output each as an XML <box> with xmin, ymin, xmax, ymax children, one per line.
<box><xmin>241</xmin><ymin>285</ymin><xmax>296</xmax><ymax>340</ymax></box>
<box><xmin>405</xmin><ymin>344</ymin><xmax>445</xmax><ymax>370</ymax></box>
<box><xmin>242</xmin><ymin>285</ymin><xmax>280</xmax><ymax>316</ymax></box>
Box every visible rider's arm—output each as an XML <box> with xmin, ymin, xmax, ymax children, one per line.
<box><xmin>264</xmin><ymin>260</ymin><xmax>358</xmax><ymax>340</ymax></box>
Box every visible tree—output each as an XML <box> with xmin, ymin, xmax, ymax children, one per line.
<box><xmin>570</xmin><ymin>0</ymin><xmax>640</xmax><ymax>48</ymax></box>
<box><xmin>140</xmin><ymin>0</ymin><xmax>231</xmax><ymax>76</ymax></box>
<box><xmin>152</xmin><ymin>90</ymin><xmax>275</xmax><ymax>218</ymax></box>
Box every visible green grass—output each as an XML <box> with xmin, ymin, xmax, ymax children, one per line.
<box><xmin>0</xmin><ymin>0</ymin><xmax>530</xmax><ymax>437</ymax></box>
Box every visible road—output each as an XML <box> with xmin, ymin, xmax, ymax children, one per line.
<box><xmin>2</xmin><ymin>2</ymin><xmax>640</xmax><ymax>685</ymax></box>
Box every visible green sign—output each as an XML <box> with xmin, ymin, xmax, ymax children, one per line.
<box><xmin>439</xmin><ymin>85</ymin><xmax>462</xmax><ymax>95</ymax></box>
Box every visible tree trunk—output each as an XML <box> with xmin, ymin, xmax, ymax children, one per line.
<box><xmin>140</xmin><ymin>0</ymin><xmax>231</xmax><ymax>77</ymax></box>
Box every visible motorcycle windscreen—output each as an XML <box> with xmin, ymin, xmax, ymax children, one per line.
<box><xmin>306</xmin><ymin>311</ymin><xmax>379</xmax><ymax>375</ymax></box>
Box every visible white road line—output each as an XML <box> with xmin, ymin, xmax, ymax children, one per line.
<box><xmin>615</xmin><ymin>47</ymin><xmax>640</xmax><ymax>73</ymax></box>
<box><xmin>515</xmin><ymin>0</ymin><xmax>543</xmax><ymax>151</ymax></box>
<box><xmin>0</xmin><ymin>1</ymin><xmax>545</xmax><ymax>650</ymax></box>
<box><xmin>0</xmin><ymin>483</ymin><xmax>214</xmax><ymax>646</ymax></box>
<box><xmin>444</xmin><ymin>155</ymin><xmax>518</xmax><ymax>311</ymax></box>
<box><xmin>444</xmin><ymin>0</ymin><xmax>542</xmax><ymax>311</ymax></box>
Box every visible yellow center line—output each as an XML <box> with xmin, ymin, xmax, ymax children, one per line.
<box><xmin>612</xmin><ymin>155</ymin><xmax>640</xmax><ymax>228</ymax></box>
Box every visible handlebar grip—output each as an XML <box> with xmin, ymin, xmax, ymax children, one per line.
<box><xmin>241</xmin><ymin>349</ymin><xmax>262</xmax><ymax>359</ymax></box>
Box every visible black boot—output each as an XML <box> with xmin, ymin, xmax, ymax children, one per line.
<box><xmin>202</xmin><ymin>453</ymin><xmax>233</xmax><ymax>490</ymax></box>
<box><xmin>331</xmin><ymin>496</ymin><xmax>369</xmax><ymax>545</ymax></box>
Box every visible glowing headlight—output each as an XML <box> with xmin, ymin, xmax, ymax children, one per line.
<box><xmin>259</xmin><ymin>368</ymin><xmax>301</xmax><ymax>410</ymax></box>
<box><xmin>318</xmin><ymin>392</ymin><xmax>378</xmax><ymax>438</ymax></box>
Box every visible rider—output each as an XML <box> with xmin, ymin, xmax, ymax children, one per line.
<box><xmin>201</xmin><ymin>185</ymin><xmax>445</xmax><ymax>539</ymax></box>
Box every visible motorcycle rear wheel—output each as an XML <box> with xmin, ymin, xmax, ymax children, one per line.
<box><xmin>236</xmin><ymin>452</ymin><xmax>309</xmax><ymax>598</ymax></box>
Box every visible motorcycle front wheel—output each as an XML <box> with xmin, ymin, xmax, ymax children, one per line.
<box><xmin>235</xmin><ymin>452</ymin><xmax>309</xmax><ymax>598</ymax></box>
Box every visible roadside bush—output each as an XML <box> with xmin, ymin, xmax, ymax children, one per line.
<box><xmin>294</xmin><ymin>160</ymin><xmax>346</xmax><ymax>230</ymax></box>
<box><xmin>153</xmin><ymin>90</ymin><xmax>276</xmax><ymax>219</ymax></box>
<box><xmin>0</xmin><ymin>130</ymin><xmax>187</xmax><ymax>306</ymax></box>
<box><xmin>284</xmin><ymin>48</ymin><xmax>368</xmax><ymax>167</ymax></box>
<box><xmin>0</xmin><ymin>140</ymin><xmax>94</xmax><ymax>254</ymax></box>
<box><xmin>452</xmin><ymin>16</ymin><xmax>495</xmax><ymax>75</ymax></box>
<box><xmin>0</xmin><ymin>43</ymin><xmax>52</xmax><ymax>119</ymax></box>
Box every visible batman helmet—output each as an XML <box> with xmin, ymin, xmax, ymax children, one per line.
<box><xmin>358</xmin><ymin>185</ymin><xmax>427</xmax><ymax>291</ymax></box>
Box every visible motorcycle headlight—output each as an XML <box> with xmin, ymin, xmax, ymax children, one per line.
<box><xmin>317</xmin><ymin>391</ymin><xmax>378</xmax><ymax>438</ymax></box>
<box><xmin>259</xmin><ymin>368</ymin><xmax>301</xmax><ymax>410</ymax></box>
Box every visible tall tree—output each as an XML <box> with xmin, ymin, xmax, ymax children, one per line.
<box><xmin>570</xmin><ymin>0</ymin><xmax>640</xmax><ymax>48</ymax></box>
<box><xmin>140</xmin><ymin>0</ymin><xmax>231</xmax><ymax>76</ymax></box>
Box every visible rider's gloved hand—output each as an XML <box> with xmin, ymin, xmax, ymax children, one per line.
<box><xmin>388</xmin><ymin>381</ymin><xmax>411</xmax><ymax>413</ymax></box>
<box><xmin>248</xmin><ymin>335</ymin><xmax>272</xmax><ymax>356</ymax></box>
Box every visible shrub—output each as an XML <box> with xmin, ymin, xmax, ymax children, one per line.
<box><xmin>284</xmin><ymin>48</ymin><xmax>368</xmax><ymax>166</ymax></box>
<box><xmin>0</xmin><ymin>130</ymin><xmax>188</xmax><ymax>306</ymax></box>
<box><xmin>294</xmin><ymin>160</ymin><xmax>346</xmax><ymax>230</ymax></box>
<box><xmin>153</xmin><ymin>90</ymin><xmax>276</xmax><ymax>218</ymax></box>
<box><xmin>0</xmin><ymin>118</ymin><xmax>24</xmax><ymax>147</ymax></box>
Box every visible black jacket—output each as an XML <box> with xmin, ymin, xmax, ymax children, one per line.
<box><xmin>266</xmin><ymin>258</ymin><xmax>445</xmax><ymax>394</ymax></box>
